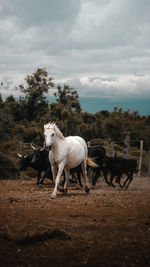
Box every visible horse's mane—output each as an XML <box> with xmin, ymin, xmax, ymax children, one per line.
<box><xmin>44</xmin><ymin>122</ymin><xmax>65</xmax><ymax>140</ymax></box>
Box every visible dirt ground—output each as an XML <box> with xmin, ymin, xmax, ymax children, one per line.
<box><xmin>0</xmin><ymin>175</ymin><xmax>150</xmax><ymax>267</ymax></box>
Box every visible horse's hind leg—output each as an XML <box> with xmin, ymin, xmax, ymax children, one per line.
<box><xmin>77</xmin><ymin>170</ymin><xmax>83</xmax><ymax>188</ymax></box>
<box><xmin>60</xmin><ymin>171</ymin><xmax>65</xmax><ymax>187</ymax></box>
<box><xmin>62</xmin><ymin>169</ymin><xmax>70</xmax><ymax>195</ymax></box>
<box><xmin>81</xmin><ymin>160</ymin><xmax>90</xmax><ymax>194</ymax></box>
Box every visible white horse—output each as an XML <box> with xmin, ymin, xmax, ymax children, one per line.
<box><xmin>44</xmin><ymin>122</ymin><xmax>97</xmax><ymax>198</ymax></box>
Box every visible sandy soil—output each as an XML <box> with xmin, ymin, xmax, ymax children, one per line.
<box><xmin>0</xmin><ymin>175</ymin><xmax>150</xmax><ymax>267</ymax></box>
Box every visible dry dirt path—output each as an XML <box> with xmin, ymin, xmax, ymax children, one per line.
<box><xmin>0</xmin><ymin>176</ymin><xmax>150</xmax><ymax>267</ymax></box>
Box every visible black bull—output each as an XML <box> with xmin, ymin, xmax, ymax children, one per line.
<box><xmin>18</xmin><ymin>146</ymin><xmax>137</xmax><ymax>189</ymax></box>
<box><xmin>18</xmin><ymin>147</ymin><xmax>84</xmax><ymax>187</ymax></box>
<box><xmin>17</xmin><ymin>149</ymin><xmax>53</xmax><ymax>185</ymax></box>
<box><xmin>87</xmin><ymin>146</ymin><xmax>109</xmax><ymax>186</ymax></box>
<box><xmin>18</xmin><ymin>145</ymin><xmax>106</xmax><ymax>186</ymax></box>
<box><xmin>103</xmin><ymin>157</ymin><xmax>138</xmax><ymax>189</ymax></box>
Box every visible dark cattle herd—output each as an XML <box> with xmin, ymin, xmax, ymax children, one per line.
<box><xmin>17</xmin><ymin>144</ymin><xmax>138</xmax><ymax>190</ymax></box>
<box><xmin>18</xmin><ymin>148</ymin><xmax>53</xmax><ymax>185</ymax></box>
<box><xmin>103</xmin><ymin>157</ymin><xmax>138</xmax><ymax>189</ymax></box>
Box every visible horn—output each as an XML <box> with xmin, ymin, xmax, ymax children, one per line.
<box><xmin>40</xmin><ymin>142</ymin><xmax>46</xmax><ymax>151</ymax></box>
<box><xmin>30</xmin><ymin>143</ymin><xmax>37</xmax><ymax>150</ymax></box>
<box><xmin>17</xmin><ymin>153</ymin><xmax>22</xmax><ymax>158</ymax></box>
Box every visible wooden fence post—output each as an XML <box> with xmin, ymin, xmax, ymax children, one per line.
<box><xmin>20</xmin><ymin>141</ymin><xmax>24</xmax><ymax>179</ymax></box>
<box><xmin>138</xmin><ymin>140</ymin><xmax>143</xmax><ymax>178</ymax></box>
<box><xmin>148</xmin><ymin>150</ymin><xmax>150</xmax><ymax>177</ymax></box>
<box><xmin>87</xmin><ymin>141</ymin><xmax>90</xmax><ymax>147</ymax></box>
<box><xmin>111</xmin><ymin>141</ymin><xmax>115</xmax><ymax>157</ymax></box>
<box><xmin>124</xmin><ymin>132</ymin><xmax>130</xmax><ymax>159</ymax></box>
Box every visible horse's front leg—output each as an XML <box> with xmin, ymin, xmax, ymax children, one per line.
<box><xmin>51</xmin><ymin>161</ymin><xmax>66</xmax><ymax>198</ymax></box>
<box><xmin>51</xmin><ymin>164</ymin><xmax>57</xmax><ymax>182</ymax></box>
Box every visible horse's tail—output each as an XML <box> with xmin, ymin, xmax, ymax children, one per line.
<box><xmin>87</xmin><ymin>157</ymin><xmax>99</xmax><ymax>168</ymax></box>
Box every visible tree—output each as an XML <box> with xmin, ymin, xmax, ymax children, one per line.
<box><xmin>48</xmin><ymin>83</ymin><xmax>82</xmax><ymax>135</ymax></box>
<box><xmin>0</xmin><ymin>109</ymin><xmax>14</xmax><ymax>141</ymax></box>
<box><xmin>19</xmin><ymin>68</ymin><xmax>54</xmax><ymax>121</ymax></box>
<box><xmin>4</xmin><ymin>95</ymin><xmax>25</xmax><ymax>121</ymax></box>
<box><xmin>54</xmin><ymin>84</ymin><xmax>81</xmax><ymax>112</ymax></box>
<box><xmin>103</xmin><ymin>113</ymin><xmax>125</xmax><ymax>141</ymax></box>
<box><xmin>0</xmin><ymin>94</ymin><xmax>4</xmax><ymax>108</ymax></box>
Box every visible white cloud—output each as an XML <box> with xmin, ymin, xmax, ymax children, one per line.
<box><xmin>66</xmin><ymin>74</ymin><xmax>150</xmax><ymax>99</ymax></box>
<box><xmin>0</xmin><ymin>0</ymin><xmax>150</xmax><ymax>105</ymax></box>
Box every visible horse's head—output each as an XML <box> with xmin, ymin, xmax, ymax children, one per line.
<box><xmin>44</xmin><ymin>123</ymin><xmax>56</xmax><ymax>151</ymax></box>
<box><xmin>44</xmin><ymin>122</ymin><xmax>65</xmax><ymax>150</ymax></box>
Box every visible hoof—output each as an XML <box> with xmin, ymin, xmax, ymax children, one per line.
<box><xmin>69</xmin><ymin>178</ymin><xmax>77</xmax><ymax>183</ymax></box>
<box><xmin>85</xmin><ymin>186</ymin><xmax>90</xmax><ymax>194</ymax></box>
<box><xmin>59</xmin><ymin>186</ymin><xmax>65</xmax><ymax>193</ymax></box>
<box><xmin>62</xmin><ymin>188</ymin><xmax>67</xmax><ymax>195</ymax></box>
<box><xmin>51</xmin><ymin>194</ymin><xmax>57</xmax><ymax>199</ymax></box>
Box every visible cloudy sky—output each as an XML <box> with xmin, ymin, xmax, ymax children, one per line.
<box><xmin>0</xmin><ymin>0</ymin><xmax>150</xmax><ymax>113</ymax></box>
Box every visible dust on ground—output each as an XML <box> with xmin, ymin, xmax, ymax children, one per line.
<box><xmin>0</xmin><ymin>175</ymin><xmax>150</xmax><ymax>267</ymax></box>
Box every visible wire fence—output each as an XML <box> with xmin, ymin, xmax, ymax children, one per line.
<box><xmin>88</xmin><ymin>136</ymin><xmax>150</xmax><ymax>177</ymax></box>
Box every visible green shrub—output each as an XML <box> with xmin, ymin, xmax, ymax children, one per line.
<box><xmin>0</xmin><ymin>152</ymin><xmax>19</xmax><ymax>179</ymax></box>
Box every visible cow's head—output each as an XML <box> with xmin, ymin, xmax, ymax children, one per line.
<box><xmin>30</xmin><ymin>143</ymin><xmax>45</xmax><ymax>166</ymax></box>
<box><xmin>17</xmin><ymin>153</ymin><xmax>29</xmax><ymax>171</ymax></box>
